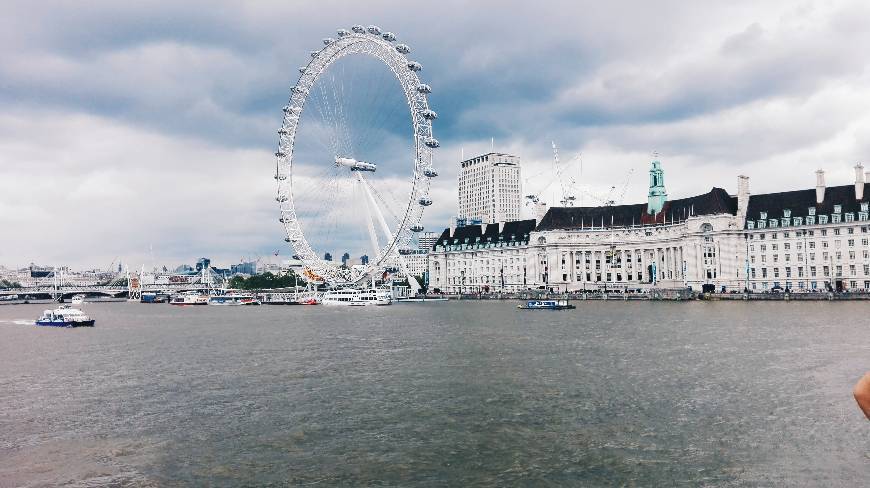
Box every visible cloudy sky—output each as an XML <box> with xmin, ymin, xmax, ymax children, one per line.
<box><xmin>2</xmin><ymin>0</ymin><xmax>869</xmax><ymax>270</ymax></box>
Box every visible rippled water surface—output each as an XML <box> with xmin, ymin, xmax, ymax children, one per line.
<box><xmin>0</xmin><ymin>301</ymin><xmax>867</xmax><ymax>486</ymax></box>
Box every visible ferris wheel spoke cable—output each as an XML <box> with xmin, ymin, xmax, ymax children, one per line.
<box><xmin>333</xmin><ymin>73</ymin><xmax>353</xmax><ymax>158</ymax></box>
<box><xmin>320</xmin><ymin>175</ymin><xmax>345</xmax><ymax>253</ymax></box>
<box><xmin>366</xmin><ymin>177</ymin><xmax>403</xmax><ymax>226</ymax></box>
<box><xmin>310</xmin><ymin>82</ymin><xmax>341</xmax><ymax>157</ymax></box>
<box><xmin>359</xmin><ymin>61</ymin><xmax>393</xmax><ymax>152</ymax></box>
<box><xmin>292</xmin><ymin>166</ymin><xmax>341</xmax><ymax>211</ymax></box>
<box><xmin>356</xmin><ymin>60</ymin><xmax>404</xmax><ymax>158</ymax></box>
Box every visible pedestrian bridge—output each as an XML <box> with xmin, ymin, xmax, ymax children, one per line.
<box><xmin>0</xmin><ymin>283</ymin><xmax>214</xmax><ymax>299</ymax></box>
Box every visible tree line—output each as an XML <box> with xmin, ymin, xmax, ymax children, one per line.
<box><xmin>228</xmin><ymin>271</ymin><xmax>304</xmax><ymax>290</ymax></box>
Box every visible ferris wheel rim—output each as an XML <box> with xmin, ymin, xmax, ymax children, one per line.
<box><xmin>274</xmin><ymin>27</ymin><xmax>436</xmax><ymax>285</ymax></box>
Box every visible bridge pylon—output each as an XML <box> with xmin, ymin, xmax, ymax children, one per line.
<box><xmin>127</xmin><ymin>267</ymin><xmax>142</xmax><ymax>301</ymax></box>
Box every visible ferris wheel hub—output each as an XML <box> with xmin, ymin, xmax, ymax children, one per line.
<box><xmin>335</xmin><ymin>156</ymin><xmax>377</xmax><ymax>172</ymax></box>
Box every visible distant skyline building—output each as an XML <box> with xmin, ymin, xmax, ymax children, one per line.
<box><xmin>458</xmin><ymin>152</ymin><xmax>522</xmax><ymax>224</ymax></box>
<box><xmin>195</xmin><ymin>257</ymin><xmax>211</xmax><ymax>272</ymax></box>
<box><xmin>418</xmin><ymin>231</ymin><xmax>439</xmax><ymax>252</ymax></box>
<box><xmin>230</xmin><ymin>261</ymin><xmax>257</xmax><ymax>276</ymax></box>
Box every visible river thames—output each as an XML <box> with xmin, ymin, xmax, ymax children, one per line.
<box><xmin>0</xmin><ymin>301</ymin><xmax>867</xmax><ymax>486</ymax></box>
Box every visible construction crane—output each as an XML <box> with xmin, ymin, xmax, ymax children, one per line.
<box><xmin>575</xmin><ymin>168</ymin><xmax>635</xmax><ymax>207</ymax></box>
<box><xmin>551</xmin><ymin>141</ymin><xmax>577</xmax><ymax>207</ymax></box>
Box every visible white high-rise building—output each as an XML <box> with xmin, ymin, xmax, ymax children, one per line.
<box><xmin>458</xmin><ymin>152</ymin><xmax>521</xmax><ymax>224</ymax></box>
<box><xmin>418</xmin><ymin>231</ymin><xmax>440</xmax><ymax>252</ymax></box>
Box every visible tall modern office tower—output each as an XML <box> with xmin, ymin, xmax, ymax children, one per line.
<box><xmin>418</xmin><ymin>231</ymin><xmax>440</xmax><ymax>252</ymax></box>
<box><xmin>457</xmin><ymin>152</ymin><xmax>522</xmax><ymax>224</ymax></box>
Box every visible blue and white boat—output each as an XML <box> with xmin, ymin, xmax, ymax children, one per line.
<box><xmin>517</xmin><ymin>299</ymin><xmax>575</xmax><ymax>310</ymax></box>
<box><xmin>208</xmin><ymin>293</ymin><xmax>261</xmax><ymax>306</ymax></box>
<box><xmin>36</xmin><ymin>306</ymin><xmax>95</xmax><ymax>327</ymax></box>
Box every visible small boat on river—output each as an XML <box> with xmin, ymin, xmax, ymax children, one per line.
<box><xmin>208</xmin><ymin>293</ymin><xmax>261</xmax><ymax>306</ymax></box>
<box><xmin>36</xmin><ymin>306</ymin><xmax>95</xmax><ymax>327</ymax></box>
<box><xmin>517</xmin><ymin>299</ymin><xmax>575</xmax><ymax>310</ymax></box>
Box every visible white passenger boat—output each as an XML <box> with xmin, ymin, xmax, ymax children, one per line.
<box><xmin>71</xmin><ymin>294</ymin><xmax>86</xmax><ymax>305</ymax></box>
<box><xmin>321</xmin><ymin>288</ymin><xmax>392</xmax><ymax>306</ymax></box>
<box><xmin>169</xmin><ymin>292</ymin><xmax>209</xmax><ymax>305</ymax></box>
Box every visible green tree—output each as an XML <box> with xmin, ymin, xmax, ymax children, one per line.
<box><xmin>229</xmin><ymin>271</ymin><xmax>304</xmax><ymax>290</ymax></box>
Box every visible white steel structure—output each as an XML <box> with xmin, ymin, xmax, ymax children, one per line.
<box><xmin>274</xmin><ymin>26</ymin><xmax>438</xmax><ymax>286</ymax></box>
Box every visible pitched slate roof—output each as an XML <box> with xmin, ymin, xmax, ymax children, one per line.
<box><xmin>535</xmin><ymin>187</ymin><xmax>737</xmax><ymax>231</ymax></box>
<box><xmin>745</xmin><ymin>183</ymin><xmax>870</xmax><ymax>221</ymax></box>
<box><xmin>433</xmin><ymin>219</ymin><xmax>537</xmax><ymax>248</ymax></box>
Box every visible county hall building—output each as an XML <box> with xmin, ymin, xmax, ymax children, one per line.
<box><xmin>428</xmin><ymin>159</ymin><xmax>870</xmax><ymax>294</ymax></box>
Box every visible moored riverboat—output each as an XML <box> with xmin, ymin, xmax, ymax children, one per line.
<box><xmin>208</xmin><ymin>293</ymin><xmax>261</xmax><ymax>306</ymax></box>
<box><xmin>141</xmin><ymin>292</ymin><xmax>169</xmax><ymax>303</ymax></box>
<box><xmin>169</xmin><ymin>292</ymin><xmax>209</xmax><ymax>306</ymax></box>
<box><xmin>321</xmin><ymin>288</ymin><xmax>392</xmax><ymax>306</ymax></box>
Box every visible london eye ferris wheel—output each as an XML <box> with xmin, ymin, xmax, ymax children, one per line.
<box><xmin>274</xmin><ymin>25</ymin><xmax>438</xmax><ymax>287</ymax></box>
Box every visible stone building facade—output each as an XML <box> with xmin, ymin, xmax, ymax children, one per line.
<box><xmin>429</xmin><ymin>159</ymin><xmax>870</xmax><ymax>294</ymax></box>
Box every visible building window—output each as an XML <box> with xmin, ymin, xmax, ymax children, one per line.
<box><xmin>783</xmin><ymin>209</ymin><xmax>791</xmax><ymax>218</ymax></box>
<box><xmin>760</xmin><ymin>211</ymin><xmax>768</xmax><ymax>219</ymax></box>
<box><xmin>834</xmin><ymin>204</ymin><xmax>842</xmax><ymax>214</ymax></box>
<box><xmin>808</xmin><ymin>207</ymin><xmax>816</xmax><ymax>216</ymax></box>
<box><xmin>846</xmin><ymin>213</ymin><xmax>855</xmax><ymax>222</ymax></box>
<box><xmin>807</xmin><ymin>216</ymin><xmax>815</xmax><ymax>225</ymax></box>
<box><xmin>819</xmin><ymin>215</ymin><xmax>828</xmax><ymax>224</ymax></box>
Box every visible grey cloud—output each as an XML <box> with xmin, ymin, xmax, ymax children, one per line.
<box><xmin>1</xmin><ymin>0</ymin><xmax>869</xmax><ymax>268</ymax></box>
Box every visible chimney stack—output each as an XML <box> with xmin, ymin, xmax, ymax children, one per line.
<box><xmin>856</xmin><ymin>163</ymin><xmax>866</xmax><ymax>200</ymax></box>
<box><xmin>815</xmin><ymin>169</ymin><xmax>826</xmax><ymax>204</ymax></box>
